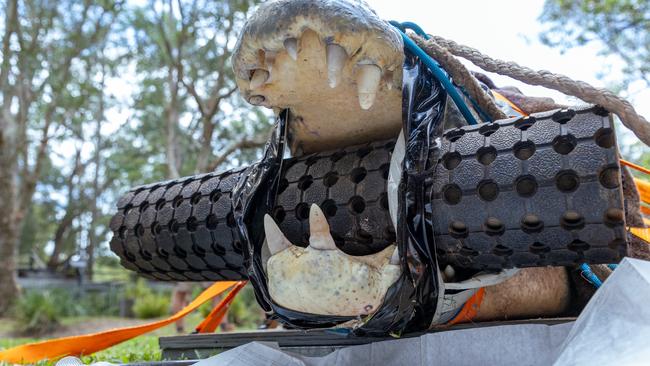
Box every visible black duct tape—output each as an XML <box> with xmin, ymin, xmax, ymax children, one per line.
<box><xmin>232</xmin><ymin>50</ymin><xmax>450</xmax><ymax>335</ymax></box>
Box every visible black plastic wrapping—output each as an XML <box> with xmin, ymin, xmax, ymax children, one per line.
<box><xmin>232</xmin><ymin>49</ymin><xmax>449</xmax><ymax>335</ymax></box>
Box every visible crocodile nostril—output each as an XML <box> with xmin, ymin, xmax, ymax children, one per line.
<box><xmin>248</xmin><ymin>95</ymin><xmax>265</xmax><ymax>105</ymax></box>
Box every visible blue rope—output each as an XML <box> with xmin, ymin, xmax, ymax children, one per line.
<box><xmin>460</xmin><ymin>86</ymin><xmax>493</xmax><ymax>122</ymax></box>
<box><xmin>399</xmin><ymin>22</ymin><xmax>428</xmax><ymax>39</ymax></box>
<box><xmin>390</xmin><ymin>21</ymin><xmax>479</xmax><ymax>125</ymax></box>
<box><xmin>608</xmin><ymin>263</ymin><xmax>618</xmax><ymax>271</ymax></box>
<box><xmin>580</xmin><ymin>263</ymin><xmax>603</xmax><ymax>288</ymax></box>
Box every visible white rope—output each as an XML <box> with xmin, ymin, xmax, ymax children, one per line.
<box><xmin>413</xmin><ymin>34</ymin><xmax>650</xmax><ymax>146</ymax></box>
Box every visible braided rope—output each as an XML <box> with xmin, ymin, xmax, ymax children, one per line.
<box><xmin>412</xmin><ymin>35</ymin><xmax>507</xmax><ymax>122</ymax></box>
<box><xmin>411</xmin><ymin>34</ymin><xmax>650</xmax><ymax>146</ymax></box>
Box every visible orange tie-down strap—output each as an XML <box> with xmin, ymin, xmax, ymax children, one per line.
<box><xmin>631</xmin><ymin>226</ymin><xmax>650</xmax><ymax>244</ymax></box>
<box><xmin>0</xmin><ymin>281</ymin><xmax>245</xmax><ymax>364</ymax></box>
<box><xmin>195</xmin><ymin>281</ymin><xmax>247</xmax><ymax>333</ymax></box>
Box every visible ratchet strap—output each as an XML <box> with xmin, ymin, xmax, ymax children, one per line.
<box><xmin>0</xmin><ymin>281</ymin><xmax>243</xmax><ymax>364</ymax></box>
<box><xmin>195</xmin><ymin>281</ymin><xmax>247</xmax><ymax>333</ymax></box>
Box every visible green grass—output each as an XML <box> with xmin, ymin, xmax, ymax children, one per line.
<box><xmin>0</xmin><ymin>336</ymin><xmax>160</xmax><ymax>365</ymax></box>
<box><xmin>0</xmin><ymin>313</ymin><xmax>211</xmax><ymax>364</ymax></box>
<box><xmin>81</xmin><ymin>336</ymin><xmax>161</xmax><ymax>363</ymax></box>
<box><xmin>0</xmin><ymin>284</ymin><xmax>264</xmax><ymax>365</ymax></box>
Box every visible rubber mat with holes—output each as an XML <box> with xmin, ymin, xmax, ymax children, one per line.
<box><xmin>429</xmin><ymin>106</ymin><xmax>627</xmax><ymax>270</ymax></box>
<box><xmin>109</xmin><ymin>106</ymin><xmax>627</xmax><ymax>280</ymax></box>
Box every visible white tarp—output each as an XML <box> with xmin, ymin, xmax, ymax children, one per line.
<box><xmin>554</xmin><ymin>257</ymin><xmax>650</xmax><ymax>364</ymax></box>
<box><xmin>194</xmin><ymin>258</ymin><xmax>650</xmax><ymax>366</ymax></box>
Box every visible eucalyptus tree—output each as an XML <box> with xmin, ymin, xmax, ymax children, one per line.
<box><xmin>0</xmin><ymin>0</ymin><xmax>123</xmax><ymax>312</ymax></box>
<box><xmin>540</xmin><ymin>0</ymin><xmax>650</xmax><ymax>171</ymax></box>
<box><xmin>129</xmin><ymin>0</ymin><xmax>269</xmax><ymax>179</ymax></box>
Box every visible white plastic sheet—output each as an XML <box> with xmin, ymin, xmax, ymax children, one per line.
<box><xmin>193</xmin><ymin>258</ymin><xmax>650</xmax><ymax>366</ymax></box>
<box><xmin>554</xmin><ymin>258</ymin><xmax>650</xmax><ymax>365</ymax></box>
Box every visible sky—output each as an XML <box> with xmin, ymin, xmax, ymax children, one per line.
<box><xmin>369</xmin><ymin>0</ymin><xmax>631</xmax><ymax>105</ymax></box>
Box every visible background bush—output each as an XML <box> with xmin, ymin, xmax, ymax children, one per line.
<box><xmin>12</xmin><ymin>291</ymin><xmax>64</xmax><ymax>336</ymax></box>
<box><xmin>132</xmin><ymin>295</ymin><xmax>170</xmax><ymax>319</ymax></box>
<box><xmin>128</xmin><ymin>279</ymin><xmax>171</xmax><ymax>319</ymax></box>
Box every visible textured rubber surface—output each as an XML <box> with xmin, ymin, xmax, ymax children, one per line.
<box><xmin>273</xmin><ymin>139</ymin><xmax>395</xmax><ymax>256</ymax></box>
<box><xmin>109</xmin><ymin>140</ymin><xmax>395</xmax><ymax>281</ymax></box>
<box><xmin>110</xmin><ymin>106</ymin><xmax>626</xmax><ymax>279</ymax></box>
<box><xmin>429</xmin><ymin>106</ymin><xmax>627</xmax><ymax>270</ymax></box>
<box><xmin>109</xmin><ymin>169</ymin><xmax>248</xmax><ymax>281</ymax></box>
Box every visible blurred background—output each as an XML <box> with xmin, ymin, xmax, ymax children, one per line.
<box><xmin>0</xmin><ymin>0</ymin><xmax>648</xmax><ymax>361</ymax></box>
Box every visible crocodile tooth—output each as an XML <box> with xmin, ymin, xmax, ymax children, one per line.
<box><xmin>443</xmin><ymin>265</ymin><xmax>456</xmax><ymax>281</ymax></box>
<box><xmin>264</xmin><ymin>214</ymin><xmax>291</xmax><ymax>255</ymax></box>
<box><xmin>308</xmin><ymin>204</ymin><xmax>337</xmax><ymax>250</ymax></box>
<box><xmin>356</xmin><ymin>64</ymin><xmax>381</xmax><ymax>110</ymax></box>
<box><xmin>249</xmin><ymin>69</ymin><xmax>269</xmax><ymax>89</ymax></box>
<box><xmin>326</xmin><ymin>44</ymin><xmax>347</xmax><ymax>88</ymax></box>
<box><xmin>283</xmin><ymin>38</ymin><xmax>298</xmax><ymax>61</ymax></box>
<box><xmin>389</xmin><ymin>247</ymin><xmax>399</xmax><ymax>265</ymax></box>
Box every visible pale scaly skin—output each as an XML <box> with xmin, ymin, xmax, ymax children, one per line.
<box><xmin>232</xmin><ymin>0</ymin><xmax>403</xmax><ymax>154</ymax></box>
<box><xmin>238</xmin><ymin>0</ymin><xmax>571</xmax><ymax>321</ymax></box>
<box><xmin>264</xmin><ymin>205</ymin><xmax>400</xmax><ymax>316</ymax></box>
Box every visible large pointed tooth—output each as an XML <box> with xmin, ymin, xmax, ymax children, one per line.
<box><xmin>308</xmin><ymin>204</ymin><xmax>337</xmax><ymax>250</ymax></box>
<box><xmin>443</xmin><ymin>265</ymin><xmax>456</xmax><ymax>281</ymax></box>
<box><xmin>389</xmin><ymin>246</ymin><xmax>400</xmax><ymax>265</ymax></box>
<box><xmin>283</xmin><ymin>38</ymin><xmax>298</xmax><ymax>61</ymax></box>
<box><xmin>264</xmin><ymin>214</ymin><xmax>291</xmax><ymax>255</ymax></box>
<box><xmin>326</xmin><ymin>44</ymin><xmax>347</xmax><ymax>88</ymax></box>
<box><xmin>356</xmin><ymin>64</ymin><xmax>381</xmax><ymax>110</ymax></box>
<box><xmin>249</xmin><ymin>69</ymin><xmax>269</xmax><ymax>90</ymax></box>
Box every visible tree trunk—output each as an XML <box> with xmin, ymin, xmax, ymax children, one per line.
<box><xmin>165</xmin><ymin>67</ymin><xmax>181</xmax><ymax>179</ymax></box>
<box><xmin>194</xmin><ymin>115</ymin><xmax>215</xmax><ymax>173</ymax></box>
<box><xmin>46</xmin><ymin>212</ymin><xmax>76</xmax><ymax>269</ymax></box>
<box><xmin>87</xmin><ymin>75</ymin><xmax>105</xmax><ymax>280</ymax></box>
<box><xmin>0</xmin><ymin>0</ymin><xmax>20</xmax><ymax>315</ymax></box>
<box><xmin>0</xmin><ymin>110</ymin><xmax>20</xmax><ymax>315</ymax></box>
<box><xmin>0</xmin><ymin>146</ymin><xmax>20</xmax><ymax>314</ymax></box>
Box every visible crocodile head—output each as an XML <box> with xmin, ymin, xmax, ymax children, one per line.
<box><xmin>264</xmin><ymin>204</ymin><xmax>400</xmax><ymax>316</ymax></box>
<box><xmin>232</xmin><ymin>0</ymin><xmax>404</xmax><ymax>154</ymax></box>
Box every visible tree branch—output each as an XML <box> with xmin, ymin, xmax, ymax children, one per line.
<box><xmin>181</xmin><ymin>77</ymin><xmax>206</xmax><ymax>115</ymax></box>
<box><xmin>207</xmin><ymin>136</ymin><xmax>267</xmax><ymax>172</ymax></box>
<box><xmin>47</xmin><ymin>149</ymin><xmax>85</xmax><ymax>269</ymax></box>
<box><xmin>0</xmin><ymin>0</ymin><xmax>18</xmax><ymax>101</ymax></box>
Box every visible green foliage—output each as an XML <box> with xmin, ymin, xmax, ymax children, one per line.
<box><xmin>12</xmin><ymin>291</ymin><xmax>64</xmax><ymax>336</ymax></box>
<box><xmin>198</xmin><ymin>297</ymin><xmax>214</xmax><ymax>319</ymax></box>
<box><xmin>192</xmin><ymin>283</ymin><xmax>264</xmax><ymax>329</ymax></box>
<box><xmin>81</xmin><ymin>336</ymin><xmax>161</xmax><ymax>363</ymax></box>
<box><xmin>227</xmin><ymin>285</ymin><xmax>264</xmax><ymax>330</ymax></box>
<box><xmin>126</xmin><ymin>0</ymin><xmax>269</xmax><ymax>177</ymax></box>
<box><xmin>3</xmin><ymin>0</ymin><xmax>269</xmax><ymax>282</ymax></box>
<box><xmin>0</xmin><ymin>336</ymin><xmax>161</xmax><ymax>364</ymax></box>
<box><xmin>132</xmin><ymin>295</ymin><xmax>170</xmax><ymax>319</ymax></box>
<box><xmin>540</xmin><ymin>0</ymin><xmax>650</xmax><ymax>86</ymax></box>
<box><xmin>127</xmin><ymin>279</ymin><xmax>171</xmax><ymax>319</ymax></box>
<box><xmin>125</xmin><ymin>278</ymin><xmax>154</xmax><ymax>300</ymax></box>
<box><xmin>11</xmin><ymin>287</ymin><xmax>126</xmax><ymax>332</ymax></box>
<box><xmin>76</xmin><ymin>291</ymin><xmax>123</xmax><ymax>317</ymax></box>
<box><xmin>540</xmin><ymin>0</ymin><xmax>650</xmax><ymax>167</ymax></box>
